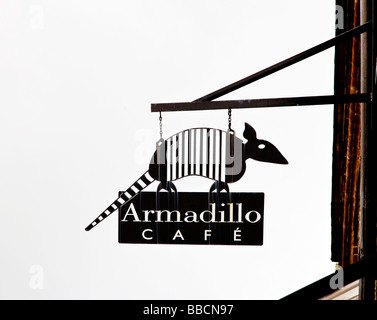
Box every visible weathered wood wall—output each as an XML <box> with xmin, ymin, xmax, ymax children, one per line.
<box><xmin>331</xmin><ymin>0</ymin><xmax>361</xmax><ymax>267</ymax></box>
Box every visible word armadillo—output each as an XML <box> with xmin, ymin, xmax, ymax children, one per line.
<box><xmin>85</xmin><ymin>123</ymin><xmax>287</xmax><ymax>231</ymax></box>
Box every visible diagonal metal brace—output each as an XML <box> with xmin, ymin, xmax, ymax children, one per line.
<box><xmin>151</xmin><ymin>22</ymin><xmax>372</xmax><ymax>113</ymax></box>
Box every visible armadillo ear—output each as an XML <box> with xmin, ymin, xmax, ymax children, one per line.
<box><xmin>243</xmin><ymin>123</ymin><xmax>257</xmax><ymax>141</ymax></box>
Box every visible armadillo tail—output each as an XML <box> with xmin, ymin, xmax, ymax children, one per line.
<box><xmin>85</xmin><ymin>171</ymin><xmax>155</xmax><ymax>231</ymax></box>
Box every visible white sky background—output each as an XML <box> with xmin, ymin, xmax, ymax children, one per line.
<box><xmin>0</xmin><ymin>1</ymin><xmax>337</xmax><ymax>299</ymax></box>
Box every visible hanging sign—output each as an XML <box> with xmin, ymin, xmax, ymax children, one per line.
<box><xmin>118</xmin><ymin>191</ymin><xmax>264</xmax><ymax>245</ymax></box>
<box><xmin>85</xmin><ymin>123</ymin><xmax>288</xmax><ymax>246</ymax></box>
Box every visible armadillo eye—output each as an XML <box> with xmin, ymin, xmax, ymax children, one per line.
<box><xmin>258</xmin><ymin>144</ymin><xmax>266</xmax><ymax>150</ymax></box>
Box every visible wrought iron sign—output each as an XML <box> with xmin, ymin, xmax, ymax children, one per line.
<box><xmin>86</xmin><ymin>119</ymin><xmax>288</xmax><ymax>246</ymax></box>
<box><xmin>86</xmin><ymin>20</ymin><xmax>372</xmax><ymax>247</ymax></box>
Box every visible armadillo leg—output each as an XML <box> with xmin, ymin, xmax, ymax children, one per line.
<box><xmin>156</xmin><ymin>181</ymin><xmax>178</xmax><ymax>210</ymax></box>
<box><xmin>209</xmin><ymin>181</ymin><xmax>230</xmax><ymax>209</ymax></box>
<box><xmin>209</xmin><ymin>181</ymin><xmax>229</xmax><ymax>193</ymax></box>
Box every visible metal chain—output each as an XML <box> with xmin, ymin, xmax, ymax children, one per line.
<box><xmin>159</xmin><ymin>111</ymin><xmax>163</xmax><ymax>139</ymax></box>
<box><xmin>228</xmin><ymin>108</ymin><xmax>232</xmax><ymax>130</ymax></box>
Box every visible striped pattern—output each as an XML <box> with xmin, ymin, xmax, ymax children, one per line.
<box><xmin>86</xmin><ymin>128</ymin><xmax>243</xmax><ymax>231</ymax></box>
<box><xmin>85</xmin><ymin>171</ymin><xmax>154</xmax><ymax>231</ymax></box>
<box><xmin>163</xmin><ymin>128</ymin><xmax>240</xmax><ymax>182</ymax></box>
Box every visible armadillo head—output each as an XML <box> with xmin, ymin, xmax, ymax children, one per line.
<box><xmin>243</xmin><ymin>123</ymin><xmax>288</xmax><ymax>165</ymax></box>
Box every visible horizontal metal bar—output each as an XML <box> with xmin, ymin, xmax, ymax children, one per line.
<box><xmin>152</xmin><ymin>94</ymin><xmax>371</xmax><ymax>112</ymax></box>
<box><xmin>193</xmin><ymin>22</ymin><xmax>371</xmax><ymax>102</ymax></box>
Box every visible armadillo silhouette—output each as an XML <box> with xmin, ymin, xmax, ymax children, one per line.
<box><xmin>85</xmin><ymin>123</ymin><xmax>288</xmax><ymax>231</ymax></box>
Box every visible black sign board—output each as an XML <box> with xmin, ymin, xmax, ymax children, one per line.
<box><xmin>118</xmin><ymin>191</ymin><xmax>264</xmax><ymax>246</ymax></box>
